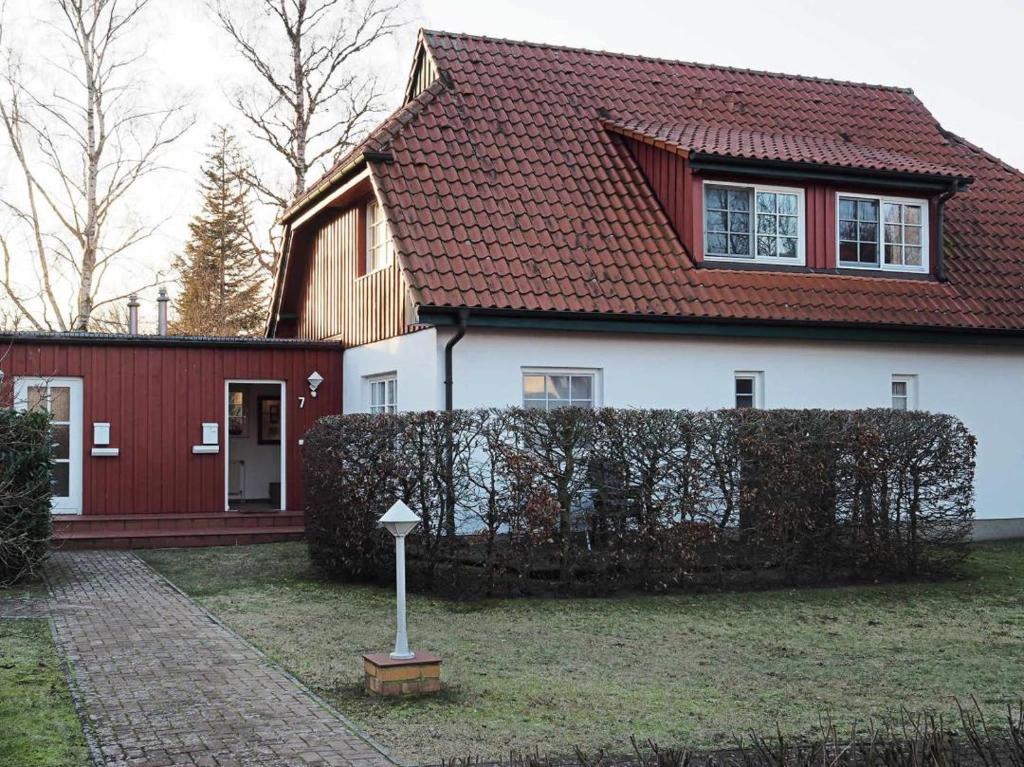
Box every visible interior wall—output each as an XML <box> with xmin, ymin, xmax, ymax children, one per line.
<box><xmin>227</xmin><ymin>383</ymin><xmax>282</xmax><ymax>504</ymax></box>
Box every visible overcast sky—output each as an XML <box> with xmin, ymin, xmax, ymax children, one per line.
<box><xmin>5</xmin><ymin>0</ymin><xmax>1024</xmax><ymax>324</ymax></box>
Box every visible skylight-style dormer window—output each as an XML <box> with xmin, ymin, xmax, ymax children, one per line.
<box><xmin>838</xmin><ymin>194</ymin><xmax>928</xmax><ymax>273</ymax></box>
<box><xmin>704</xmin><ymin>182</ymin><xmax>805</xmax><ymax>265</ymax></box>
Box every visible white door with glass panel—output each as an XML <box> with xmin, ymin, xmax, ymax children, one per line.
<box><xmin>14</xmin><ymin>378</ymin><xmax>84</xmax><ymax>514</ymax></box>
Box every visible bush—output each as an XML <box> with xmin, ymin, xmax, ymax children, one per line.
<box><xmin>0</xmin><ymin>407</ymin><xmax>54</xmax><ymax>585</ymax></box>
<box><xmin>304</xmin><ymin>407</ymin><xmax>975</xmax><ymax>597</ymax></box>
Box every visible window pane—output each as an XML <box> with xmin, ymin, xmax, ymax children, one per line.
<box><xmin>892</xmin><ymin>381</ymin><xmax>908</xmax><ymax>396</ymax></box>
<box><xmin>858</xmin><ymin>222</ymin><xmax>877</xmax><ymax>242</ymax></box>
<box><xmin>779</xmin><ymin>238</ymin><xmax>797</xmax><ymax>258</ymax></box>
<box><xmin>523</xmin><ymin>375</ymin><xmax>545</xmax><ymax>397</ymax></box>
<box><xmin>547</xmin><ymin>375</ymin><xmax>570</xmax><ymax>400</ymax></box>
<box><xmin>735</xmin><ymin>378</ymin><xmax>754</xmax><ymax>395</ymax></box>
<box><xmin>838</xmin><ymin>198</ymin><xmax>857</xmax><ymax>220</ymax></box>
<box><xmin>386</xmin><ymin>379</ymin><xmax>397</xmax><ymax>405</ymax></box>
<box><xmin>858</xmin><ymin>200</ymin><xmax>878</xmax><ymax>221</ymax></box>
<box><xmin>729</xmin><ymin>212</ymin><xmax>750</xmax><ymax>232</ymax></box>
<box><xmin>50</xmin><ymin>387</ymin><xmax>70</xmax><ymax>421</ymax></box>
<box><xmin>705</xmin><ymin>188</ymin><xmax>727</xmax><ymax>209</ymax></box>
<box><xmin>883</xmin><ymin>203</ymin><xmax>901</xmax><ymax>223</ymax></box>
<box><xmin>838</xmin><ymin>221</ymin><xmax>857</xmax><ymax>241</ymax></box>
<box><xmin>27</xmin><ymin>386</ymin><xmax>46</xmax><ymax>413</ymax></box>
<box><xmin>778</xmin><ymin>216</ymin><xmax>798</xmax><ymax>237</ymax></box>
<box><xmin>778</xmin><ymin>194</ymin><xmax>798</xmax><ymax>215</ymax></box>
<box><xmin>705</xmin><ymin>210</ymin><xmax>727</xmax><ymax>231</ymax></box>
<box><xmin>884</xmin><ymin>224</ymin><xmax>901</xmax><ymax>245</ymax></box>
<box><xmin>729</xmin><ymin>235</ymin><xmax>751</xmax><ymax>256</ymax></box>
<box><xmin>52</xmin><ymin>462</ymin><xmax>70</xmax><ymax>497</ymax></box>
<box><xmin>905</xmin><ymin>226</ymin><xmax>921</xmax><ymax>245</ymax></box>
<box><xmin>756</xmin><ymin>192</ymin><xmax>776</xmax><ymax>214</ymax></box>
<box><xmin>570</xmin><ymin>375</ymin><xmax>592</xmax><ymax>400</ymax></box>
<box><xmin>892</xmin><ymin>397</ymin><xmax>908</xmax><ymax>411</ymax></box>
<box><xmin>523</xmin><ymin>399</ymin><xmax>547</xmax><ymax>410</ymax></box>
<box><xmin>735</xmin><ymin>395</ymin><xmax>754</xmax><ymax>409</ymax></box>
<box><xmin>756</xmin><ymin>215</ymin><xmax>776</xmax><ymax>235</ymax></box>
<box><xmin>903</xmin><ymin>205</ymin><xmax>922</xmax><ymax>225</ymax></box>
<box><xmin>52</xmin><ymin>424</ymin><xmax>70</xmax><ymax>460</ymax></box>
<box><xmin>706</xmin><ymin>233</ymin><xmax>728</xmax><ymax>254</ymax></box>
<box><xmin>885</xmin><ymin>244</ymin><xmax>902</xmax><ymax>264</ymax></box>
<box><xmin>839</xmin><ymin>242</ymin><xmax>858</xmax><ymax>263</ymax></box>
<box><xmin>860</xmin><ymin>242</ymin><xmax>878</xmax><ymax>264</ymax></box>
<box><xmin>728</xmin><ymin>189</ymin><xmax>750</xmax><ymax>211</ymax></box>
<box><xmin>904</xmin><ymin>246</ymin><xmax>922</xmax><ymax>266</ymax></box>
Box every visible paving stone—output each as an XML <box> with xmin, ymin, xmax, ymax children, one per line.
<box><xmin>45</xmin><ymin>551</ymin><xmax>394</xmax><ymax>767</ymax></box>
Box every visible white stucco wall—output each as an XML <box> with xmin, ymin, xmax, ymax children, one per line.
<box><xmin>344</xmin><ymin>326</ymin><xmax>1024</xmax><ymax>521</ymax></box>
<box><xmin>343</xmin><ymin>327</ymin><xmax>441</xmax><ymax>414</ymax></box>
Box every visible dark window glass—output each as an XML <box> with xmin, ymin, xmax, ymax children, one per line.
<box><xmin>838</xmin><ymin>197</ymin><xmax>880</xmax><ymax>265</ymax></box>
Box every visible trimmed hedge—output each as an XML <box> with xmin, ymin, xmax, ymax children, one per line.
<box><xmin>304</xmin><ymin>408</ymin><xmax>975</xmax><ymax>597</ymax></box>
<box><xmin>0</xmin><ymin>407</ymin><xmax>54</xmax><ymax>585</ymax></box>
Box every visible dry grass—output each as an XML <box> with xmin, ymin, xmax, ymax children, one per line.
<box><xmin>141</xmin><ymin>540</ymin><xmax>1024</xmax><ymax>764</ymax></box>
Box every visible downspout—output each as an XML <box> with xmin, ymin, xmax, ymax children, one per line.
<box><xmin>935</xmin><ymin>181</ymin><xmax>959</xmax><ymax>283</ymax></box>
<box><xmin>443</xmin><ymin>309</ymin><xmax>469</xmax><ymax>411</ymax></box>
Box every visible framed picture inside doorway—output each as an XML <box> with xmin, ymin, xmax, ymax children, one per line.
<box><xmin>257</xmin><ymin>396</ymin><xmax>281</xmax><ymax>444</ymax></box>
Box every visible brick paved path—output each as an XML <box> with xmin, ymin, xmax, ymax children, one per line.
<box><xmin>45</xmin><ymin>550</ymin><xmax>395</xmax><ymax>767</ymax></box>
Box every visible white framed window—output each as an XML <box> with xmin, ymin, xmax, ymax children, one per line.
<box><xmin>891</xmin><ymin>374</ymin><xmax>917</xmax><ymax>411</ymax></box>
<box><xmin>704</xmin><ymin>182</ymin><xmax>805</xmax><ymax>265</ymax></box>
<box><xmin>734</xmin><ymin>371</ymin><xmax>764</xmax><ymax>409</ymax></box>
<box><xmin>367</xmin><ymin>374</ymin><xmax>397</xmax><ymax>414</ymax></box>
<box><xmin>365</xmin><ymin>199</ymin><xmax>393</xmax><ymax>273</ymax></box>
<box><xmin>837</xmin><ymin>193</ymin><xmax>928</xmax><ymax>273</ymax></box>
<box><xmin>522</xmin><ymin>369</ymin><xmax>599</xmax><ymax>410</ymax></box>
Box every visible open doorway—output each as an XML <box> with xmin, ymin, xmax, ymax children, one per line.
<box><xmin>225</xmin><ymin>380</ymin><xmax>285</xmax><ymax>512</ymax></box>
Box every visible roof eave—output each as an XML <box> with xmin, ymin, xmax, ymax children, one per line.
<box><xmin>416</xmin><ymin>306</ymin><xmax>1024</xmax><ymax>346</ymax></box>
<box><xmin>689</xmin><ymin>153</ymin><xmax>974</xmax><ymax>192</ymax></box>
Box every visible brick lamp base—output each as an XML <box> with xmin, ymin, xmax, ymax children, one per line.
<box><xmin>362</xmin><ymin>652</ymin><xmax>442</xmax><ymax>696</ymax></box>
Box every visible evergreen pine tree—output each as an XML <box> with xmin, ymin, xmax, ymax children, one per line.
<box><xmin>172</xmin><ymin>128</ymin><xmax>267</xmax><ymax>336</ymax></box>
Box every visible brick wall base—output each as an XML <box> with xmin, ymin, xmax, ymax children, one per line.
<box><xmin>362</xmin><ymin>652</ymin><xmax>442</xmax><ymax>696</ymax></box>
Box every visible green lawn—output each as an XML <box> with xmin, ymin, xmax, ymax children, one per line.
<box><xmin>141</xmin><ymin>541</ymin><xmax>1024</xmax><ymax>764</ymax></box>
<box><xmin>0</xmin><ymin>619</ymin><xmax>90</xmax><ymax>767</ymax></box>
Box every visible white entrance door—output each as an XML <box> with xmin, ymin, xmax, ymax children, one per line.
<box><xmin>14</xmin><ymin>377</ymin><xmax>84</xmax><ymax>515</ymax></box>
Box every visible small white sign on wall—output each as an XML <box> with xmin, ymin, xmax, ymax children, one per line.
<box><xmin>202</xmin><ymin>422</ymin><xmax>219</xmax><ymax>445</ymax></box>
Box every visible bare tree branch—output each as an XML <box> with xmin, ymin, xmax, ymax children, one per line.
<box><xmin>0</xmin><ymin>0</ymin><xmax>192</xmax><ymax>330</ymax></box>
<box><xmin>210</xmin><ymin>0</ymin><xmax>404</xmax><ymax>276</ymax></box>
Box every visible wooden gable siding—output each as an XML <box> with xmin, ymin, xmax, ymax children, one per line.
<box><xmin>290</xmin><ymin>204</ymin><xmax>407</xmax><ymax>346</ymax></box>
<box><xmin>1</xmin><ymin>339</ymin><xmax>342</xmax><ymax>515</ymax></box>
<box><xmin>622</xmin><ymin>136</ymin><xmax>693</xmax><ymax>247</ymax></box>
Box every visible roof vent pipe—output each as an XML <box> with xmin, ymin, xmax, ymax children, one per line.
<box><xmin>156</xmin><ymin>287</ymin><xmax>169</xmax><ymax>336</ymax></box>
<box><xmin>127</xmin><ymin>294</ymin><xmax>140</xmax><ymax>334</ymax></box>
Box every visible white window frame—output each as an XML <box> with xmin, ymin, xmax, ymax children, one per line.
<box><xmin>891</xmin><ymin>374</ymin><xmax>918</xmax><ymax>411</ymax></box>
<box><xmin>703</xmin><ymin>180</ymin><xmax>807</xmax><ymax>266</ymax></box>
<box><xmin>366</xmin><ymin>373</ymin><xmax>398</xmax><ymax>414</ymax></box>
<box><xmin>521</xmin><ymin>368</ymin><xmax>602</xmax><ymax>411</ymax></box>
<box><xmin>836</xmin><ymin>192</ymin><xmax>929</xmax><ymax>274</ymax></box>
<box><xmin>365</xmin><ymin>198</ymin><xmax>393</xmax><ymax>274</ymax></box>
<box><xmin>734</xmin><ymin>371</ymin><xmax>764</xmax><ymax>409</ymax></box>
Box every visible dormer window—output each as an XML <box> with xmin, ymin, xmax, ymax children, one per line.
<box><xmin>365</xmin><ymin>199</ymin><xmax>393</xmax><ymax>273</ymax></box>
<box><xmin>704</xmin><ymin>182</ymin><xmax>805</xmax><ymax>265</ymax></box>
<box><xmin>838</xmin><ymin>194</ymin><xmax>928</xmax><ymax>273</ymax></box>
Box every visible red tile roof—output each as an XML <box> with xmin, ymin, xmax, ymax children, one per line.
<box><xmin>603</xmin><ymin>119</ymin><xmax>969</xmax><ymax>180</ymax></box>
<box><xmin>299</xmin><ymin>31</ymin><xmax>1024</xmax><ymax>333</ymax></box>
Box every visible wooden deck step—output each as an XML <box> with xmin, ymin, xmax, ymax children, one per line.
<box><xmin>52</xmin><ymin>511</ymin><xmax>306</xmax><ymax>549</ymax></box>
<box><xmin>55</xmin><ymin>525</ymin><xmax>306</xmax><ymax>550</ymax></box>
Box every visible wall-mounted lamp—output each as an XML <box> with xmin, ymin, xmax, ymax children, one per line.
<box><xmin>307</xmin><ymin>371</ymin><xmax>324</xmax><ymax>398</ymax></box>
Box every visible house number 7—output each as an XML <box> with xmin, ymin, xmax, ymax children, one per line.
<box><xmin>298</xmin><ymin>396</ymin><xmax>306</xmax><ymax>409</ymax></box>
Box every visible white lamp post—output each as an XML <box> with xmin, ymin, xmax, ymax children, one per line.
<box><xmin>379</xmin><ymin>500</ymin><xmax>421</xmax><ymax>660</ymax></box>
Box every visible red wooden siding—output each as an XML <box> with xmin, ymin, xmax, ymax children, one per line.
<box><xmin>1</xmin><ymin>339</ymin><xmax>342</xmax><ymax>516</ymax></box>
<box><xmin>281</xmin><ymin>202</ymin><xmax>408</xmax><ymax>346</ymax></box>
<box><xmin>623</xmin><ymin>136</ymin><xmax>691</xmax><ymax>245</ymax></box>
